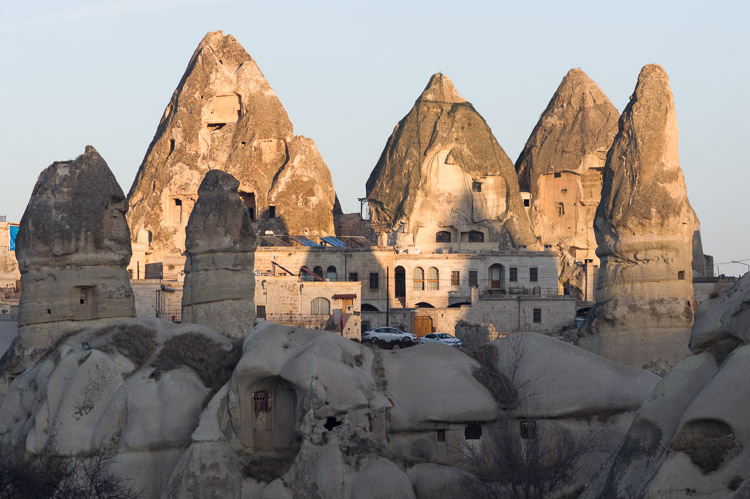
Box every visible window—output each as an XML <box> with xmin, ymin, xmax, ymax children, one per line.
<box><xmin>472</xmin><ymin>182</ymin><xmax>482</xmax><ymax>192</ymax></box>
<box><xmin>465</xmin><ymin>423</ymin><xmax>482</xmax><ymax>440</ymax></box>
<box><xmin>520</xmin><ymin>420</ymin><xmax>537</xmax><ymax>439</ymax></box>
<box><xmin>369</xmin><ymin>272</ymin><xmax>379</xmax><ymax>290</ymax></box>
<box><xmin>469</xmin><ymin>271</ymin><xmax>478</xmax><ymax>287</ymax></box>
<box><xmin>313</xmin><ymin>266</ymin><xmax>324</xmax><ymax>279</ymax></box>
<box><xmin>530</xmin><ymin>267</ymin><xmax>538</xmax><ymax>282</ymax></box>
<box><xmin>678</xmin><ymin>270</ymin><xmax>685</xmax><ymax>280</ymax></box>
<box><xmin>533</xmin><ymin>308</ymin><xmax>541</xmax><ymax>323</ymax></box>
<box><xmin>413</xmin><ymin>267</ymin><xmax>425</xmax><ymax>291</ymax></box>
<box><xmin>252</xmin><ymin>391</ymin><xmax>272</xmax><ymax>413</ymax></box>
<box><xmin>80</xmin><ymin>288</ymin><xmax>87</xmax><ymax>305</ymax></box>
<box><xmin>428</xmin><ymin>267</ymin><xmax>439</xmax><ymax>290</ymax></box>
<box><xmin>556</xmin><ymin>202</ymin><xmax>565</xmax><ymax>216</ymax></box>
<box><xmin>554</xmin><ymin>172</ymin><xmax>562</xmax><ymax>178</ymax></box>
<box><xmin>468</xmin><ymin>231</ymin><xmax>484</xmax><ymax>242</ymax></box>
<box><xmin>311</xmin><ymin>297</ymin><xmax>331</xmax><ymax>315</ymax></box>
<box><xmin>349</xmin><ymin>272</ymin><xmax>358</xmax><ymax>282</ymax></box>
<box><xmin>451</xmin><ymin>271</ymin><xmax>460</xmax><ymax>286</ymax></box>
<box><xmin>437</xmin><ymin>430</ymin><xmax>446</xmax><ymax>442</ymax></box>
<box><xmin>326</xmin><ymin>266</ymin><xmax>337</xmax><ymax>281</ymax></box>
<box><xmin>256</xmin><ymin>305</ymin><xmax>266</xmax><ymax>319</ymax></box>
<box><xmin>436</xmin><ymin>231</ymin><xmax>451</xmax><ymax>242</ymax></box>
<box><xmin>269</xmin><ymin>205</ymin><xmax>276</xmax><ymax>218</ymax></box>
<box><xmin>509</xmin><ymin>267</ymin><xmax>518</xmax><ymax>282</ymax></box>
<box><xmin>523</xmin><ymin>198</ymin><xmax>530</xmax><ymax>207</ymax></box>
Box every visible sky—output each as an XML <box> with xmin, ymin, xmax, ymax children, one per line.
<box><xmin>0</xmin><ymin>0</ymin><xmax>748</xmax><ymax>276</ymax></box>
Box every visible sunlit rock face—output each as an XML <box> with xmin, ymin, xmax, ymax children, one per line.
<box><xmin>582</xmin><ymin>274</ymin><xmax>750</xmax><ymax>498</ymax></box>
<box><xmin>578</xmin><ymin>64</ymin><xmax>699</xmax><ymax>370</ymax></box>
<box><xmin>516</xmin><ymin>69</ymin><xmax>619</xmax><ymax>297</ymax></box>
<box><xmin>182</xmin><ymin>170</ymin><xmax>256</xmax><ymax>339</ymax></box>
<box><xmin>127</xmin><ymin>31</ymin><xmax>336</xmax><ymax>274</ymax></box>
<box><xmin>365</xmin><ymin>73</ymin><xmax>538</xmax><ymax>251</ymax></box>
<box><xmin>1</xmin><ymin>146</ymin><xmax>135</xmax><ymax>384</ymax></box>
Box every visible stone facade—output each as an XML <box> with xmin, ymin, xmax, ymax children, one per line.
<box><xmin>127</xmin><ymin>31</ymin><xmax>336</xmax><ymax>279</ymax></box>
<box><xmin>255</xmin><ymin>276</ymin><xmax>361</xmax><ymax>339</ymax></box>
<box><xmin>366</xmin><ymin>73</ymin><xmax>538</xmax><ymax>251</ymax></box>
<box><xmin>516</xmin><ymin>69</ymin><xmax>619</xmax><ymax>299</ymax></box>
<box><xmin>0</xmin><ymin>221</ymin><xmax>20</xmax><ymax>291</ymax></box>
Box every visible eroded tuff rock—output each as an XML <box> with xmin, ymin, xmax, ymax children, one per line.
<box><xmin>515</xmin><ymin>69</ymin><xmax>619</xmax><ymax>297</ymax></box>
<box><xmin>0</xmin><ymin>319</ymin><xmax>657</xmax><ymax>498</ymax></box>
<box><xmin>127</xmin><ymin>31</ymin><xmax>336</xmax><ymax>273</ymax></box>
<box><xmin>0</xmin><ymin>146</ymin><xmax>135</xmax><ymax>388</ymax></box>
<box><xmin>366</xmin><ymin>73</ymin><xmax>538</xmax><ymax>250</ymax></box>
<box><xmin>582</xmin><ymin>274</ymin><xmax>750</xmax><ymax>498</ymax></box>
<box><xmin>182</xmin><ymin>170</ymin><xmax>256</xmax><ymax>339</ymax></box>
<box><xmin>578</xmin><ymin>64</ymin><xmax>699</xmax><ymax>370</ymax></box>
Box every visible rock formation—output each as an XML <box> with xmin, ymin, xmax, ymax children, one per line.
<box><xmin>0</xmin><ymin>318</ymin><xmax>657</xmax><ymax>498</ymax></box>
<box><xmin>581</xmin><ymin>273</ymin><xmax>750</xmax><ymax>498</ymax></box>
<box><xmin>366</xmin><ymin>73</ymin><xmax>538</xmax><ymax>250</ymax></box>
<box><xmin>577</xmin><ymin>64</ymin><xmax>699</xmax><ymax>370</ymax></box>
<box><xmin>182</xmin><ymin>170</ymin><xmax>256</xmax><ymax>339</ymax></box>
<box><xmin>127</xmin><ymin>31</ymin><xmax>336</xmax><ymax>277</ymax></box>
<box><xmin>515</xmin><ymin>68</ymin><xmax>619</xmax><ymax>298</ymax></box>
<box><xmin>0</xmin><ymin>146</ymin><xmax>135</xmax><ymax>387</ymax></box>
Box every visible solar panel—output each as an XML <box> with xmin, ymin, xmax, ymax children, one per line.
<box><xmin>321</xmin><ymin>236</ymin><xmax>348</xmax><ymax>247</ymax></box>
<box><xmin>291</xmin><ymin>236</ymin><xmax>320</xmax><ymax>247</ymax></box>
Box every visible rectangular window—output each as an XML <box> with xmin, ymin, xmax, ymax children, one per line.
<box><xmin>472</xmin><ymin>181</ymin><xmax>482</xmax><ymax>192</ymax></box>
<box><xmin>451</xmin><ymin>271</ymin><xmax>460</xmax><ymax>286</ymax></box>
<box><xmin>256</xmin><ymin>305</ymin><xmax>266</xmax><ymax>319</ymax></box>
<box><xmin>533</xmin><ymin>308</ymin><xmax>541</xmax><ymax>323</ymax></box>
<box><xmin>269</xmin><ymin>206</ymin><xmax>276</xmax><ymax>218</ymax></box>
<box><xmin>469</xmin><ymin>271</ymin><xmax>478</xmax><ymax>287</ymax></box>
<box><xmin>369</xmin><ymin>273</ymin><xmax>379</xmax><ymax>290</ymax></box>
<box><xmin>509</xmin><ymin>267</ymin><xmax>518</xmax><ymax>282</ymax></box>
<box><xmin>520</xmin><ymin>420</ymin><xmax>537</xmax><ymax>439</ymax></box>
<box><xmin>465</xmin><ymin>423</ymin><xmax>482</xmax><ymax>440</ymax></box>
<box><xmin>556</xmin><ymin>202</ymin><xmax>565</xmax><ymax>216</ymax></box>
<box><xmin>437</xmin><ymin>430</ymin><xmax>446</xmax><ymax>442</ymax></box>
<box><xmin>349</xmin><ymin>272</ymin><xmax>358</xmax><ymax>282</ymax></box>
<box><xmin>530</xmin><ymin>267</ymin><xmax>538</xmax><ymax>282</ymax></box>
<box><xmin>252</xmin><ymin>391</ymin><xmax>272</xmax><ymax>413</ymax></box>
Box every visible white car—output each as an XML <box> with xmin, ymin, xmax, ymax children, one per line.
<box><xmin>419</xmin><ymin>333</ymin><xmax>463</xmax><ymax>347</ymax></box>
<box><xmin>362</xmin><ymin>327</ymin><xmax>418</xmax><ymax>348</ymax></box>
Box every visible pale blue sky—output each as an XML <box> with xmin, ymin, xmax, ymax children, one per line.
<box><xmin>1</xmin><ymin>0</ymin><xmax>748</xmax><ymax>275</ymax></box>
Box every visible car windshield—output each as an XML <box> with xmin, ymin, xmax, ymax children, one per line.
<box><xmin>436</xmin><ymin>333</ymin><xmax>453</xmax><ymax>339</ymax></box>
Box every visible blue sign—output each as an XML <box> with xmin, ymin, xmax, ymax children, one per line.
<box><xmin>9</xmin><ymin>225</ymin><xmax>18</xmax><ymax>251</ymax></box>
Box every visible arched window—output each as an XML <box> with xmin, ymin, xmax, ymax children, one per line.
<box><xmin>428</xmin><ymin>267</ymin><xmax>439</xmax><ymax>290</ymax></box>
<box><xmin>413</xmin><ymin>267</ymin><xmax>425</xmax><ymax>291</ymax></box>
<box><xmin>361</xmin><ymin>303</ymin><xmax>379</xmax><ymax>312</ymax></box>
<box><xmin>436</xmin><ymin>231</ymin><xmax>451</xmax><ymax>243</ymax></box>
<box><xmin>469</xmin><ymin>231</ymin><xmax>484</xmax><ymax>242</ymax></box>
<box><xmin>489</xmin><ymin>264</ymin><xmax>504</xmax><ymax>289</ymax></box>
<box><xmin>313</xmin><ymin>266</ymin><xmax>324</xmax><ymax>279</ymax></box>
<box><xmin>311</xmin><ymin>297</ymin><xmax>331</xmax><ymax>315</ymax></box>
<box><xmin>300</xmin><ymin>267</ymin><xmax>314</xmax><ymax>281</ymax></box>
<box><xmin>326</xmin><ymin>266</ymin><xmax>337</xmax><ymax>281</ymax></box>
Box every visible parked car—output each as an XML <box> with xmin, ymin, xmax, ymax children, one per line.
<box><xmin>419</xmin><ymin>333</ymin><xmax>463</xmax><ymax>347</ymax></box>
<box><xmin>362</xmin><ymin>327</ymin><xmax>418</xmax><ymax>348</ymax></box>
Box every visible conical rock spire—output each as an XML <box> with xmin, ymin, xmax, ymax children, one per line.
<box><xmin>366</xmin><ymin>73</ymin><xmax>538</xmax><ymax>249</ymax></box>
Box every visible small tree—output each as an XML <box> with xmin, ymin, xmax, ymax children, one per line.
<box><xmin>461</xmin><ymin>334</ymin><xmax>604</xmax><ymax>499</ymax></box>
<box><xmin>0</xmin><ymin>445</ymin><xmax>139</xmax><ymax>499</ymax></box>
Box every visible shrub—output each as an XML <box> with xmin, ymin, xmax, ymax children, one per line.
<box><xmin>151</xmin><ymin>333</ymin><xmax>241</xmax><ymax>391</ymax></box>
<box><xmin>98</xmin><ymin>324</ymin><xmax>158</xmax><ymax>370</ymax></box>
<box><xmin>671</xmin><ymin>419</ymin><xmax>740</xmax><ymax>473</ymax></box>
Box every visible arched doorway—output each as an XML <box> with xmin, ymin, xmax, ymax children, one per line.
<box><xmin>489</xmin><ymin>264</ymin><xmax>505</xmax><ymax>290</ymax></box>
<box><xmin>395</xmin><ymin>266</ymin><xmax>406</xmax><ymax>299</ymax></box>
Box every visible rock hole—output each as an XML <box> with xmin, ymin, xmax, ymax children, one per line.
<box><xmin>678</xmin><ymin>270</ymin><xmax>686</xmax><ymax>280</ymax></box>
<box><xmin>324</xmin><ymin>417</ymin><xmax>342</xmax><ymax>431</ymax></box>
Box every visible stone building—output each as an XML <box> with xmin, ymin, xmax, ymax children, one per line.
<box><xmin>515</xmin><ymin>69</ymin><xmax>619</xmax><ymax>300</ymax></box>
<box><xmin>127</xmin><ymin>31</ymin><xmax>337</xmax><ymax>280</ymax></box>
<box><xmin>366</xmin><ymin>73</ymin><xmax>538</xmax><ymax>251</ymax></box>
<box><xmin>0</xmin><ymin>219</ymin><xmax>20</xmax><ymax>293</ymax></box>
